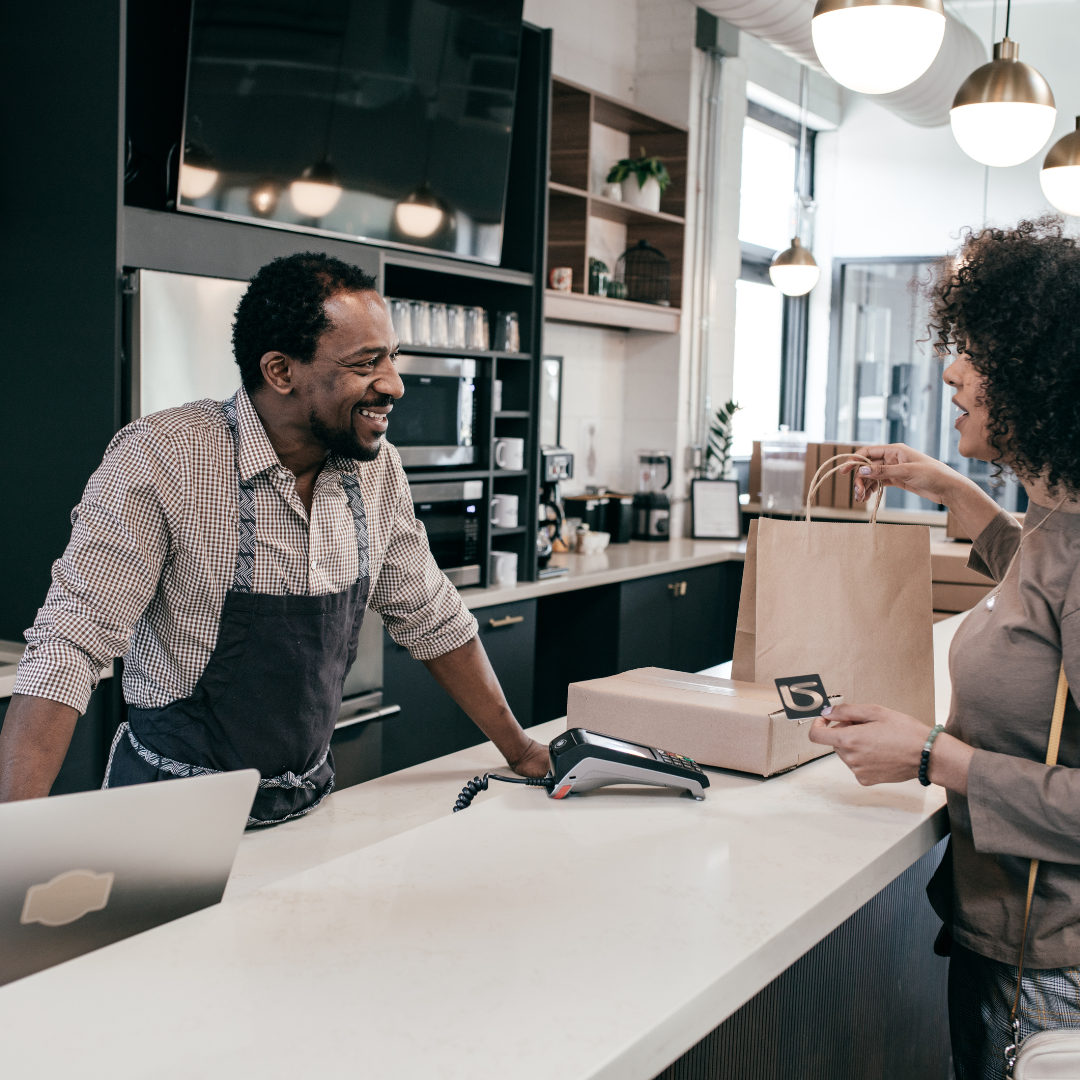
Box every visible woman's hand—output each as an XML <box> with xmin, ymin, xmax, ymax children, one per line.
<box><xmin>808</xmin><ymin>704</ymin><xmax>974</xmax><ymax>793</ymax></box>
<box><xmin>842</xmin><ymin>443</ymin><xmax>962</xmax><ymax>505</ymax></box>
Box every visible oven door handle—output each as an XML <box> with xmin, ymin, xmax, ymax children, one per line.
<box><xmin>488</xmin><ymin>615</ymin><xmax>525</xmax><ymax>629</ymax></box>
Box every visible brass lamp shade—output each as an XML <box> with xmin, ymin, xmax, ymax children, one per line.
<box><xmin>1040</xmin><ymin>118</ymin><xmax>1080</xmax><ymax>217</ymax></box>
<box><xmin>950</xmin><ymin>38</ymin><xmax>1056</xmax><ymax>167</ymax></box>
<box><xmin>811</xmin><ymin>0</ymin><xmax>946</xmax><ymax>95</ymax></box>
<box><xmin>769</xmin><ymin>238</ymin><xmax>821</xmax><ymax>297</ymax></box>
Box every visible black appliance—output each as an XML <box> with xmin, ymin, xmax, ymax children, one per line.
<box><xmin>632</xmin><ymin>451</ymin><xmax>672</xmax><ymax>541</ymax></box>
<box><xmin>604</xmin><ymin>495</ymin><xmax>634</xmax><ymax>543</ymax></box>
<box><xmin>563</xmin><ymin>494</ymin><xmax>609</xmax><ymax>532</ymax></box>
<box><xmin>538</xmin><ymin>447</ymin><xmax>573</xmax><ymax>577</ymax></box>
<box><xmin>178</xmin><ymin>0</ymin><xmax>525</xmax><ymax>262</ymax></box>
<box><xmin>392</xmin><ymin>357</ymin><xmax>476</xmax><ymax>468</ymax></box>
<box><xmin>411</xmin><ymin>481</ymin><xmax>482</xmax><ymax>587</ymax></box>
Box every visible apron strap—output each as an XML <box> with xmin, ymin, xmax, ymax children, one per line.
<box><xmin>221</xmin><ymin>396</ymin><xmax>371</xmax><ymax>593</ymax></box>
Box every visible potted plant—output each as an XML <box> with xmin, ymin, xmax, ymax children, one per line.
<box><xmin>606</xmin><ymin>148</ymin><xmax>671</xmax><ymax>213</ymax></box>
<box><xmin>705</xmin><ymin>401</ymin><xmax>742</xmax><ymax>480</ymax></box>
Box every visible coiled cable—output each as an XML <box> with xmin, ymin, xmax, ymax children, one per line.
<box><xmin>452</xmin><ymin>773</ymin><xmax>554</xmax><ymax>812</ymax></box>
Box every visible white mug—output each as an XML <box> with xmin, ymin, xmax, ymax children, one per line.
<box><xmin>494</xmin><ymin>437</ymin><xmax>525</xmax><ymax>471</ymax></box>
<box><xmin>490</xmin><ymin>493</ymin><xmax>519</xmax><ymax>528</ymax></box>
<box><xmin>490</xmin><ymin>550</ymin><xmax>518</xmax><ymax>586</ymax></box>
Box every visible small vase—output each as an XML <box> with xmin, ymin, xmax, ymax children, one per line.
<box><xmin>623</xmin><ymin>175</ymin><xmax>661</xmax><ymax>213</ymax></box>
<box><xmin>601</xmin><ymin>182</ymin><xmax>622</xmax><ymax>202</ymax></box>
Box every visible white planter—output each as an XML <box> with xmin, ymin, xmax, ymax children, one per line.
<box><xmin>622</xmin><ymin>175</ymin><xmax>661</xmax><ymax>213</ymax></box>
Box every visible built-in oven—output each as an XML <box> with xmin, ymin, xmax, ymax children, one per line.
<box><xmin>411</xmin><ymin>480</ymin><xmax>483</xmax><ymax>587</ymax></box>
<box><xmin>391</xmin><ymin>356</ymin><xmax>476</xmax><ymax>468</ymax></box>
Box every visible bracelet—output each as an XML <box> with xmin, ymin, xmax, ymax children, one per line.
<box><xmin>918</xmin><ymin>725</ymin><xmax>946</xmax><ymax>786</ymax></box>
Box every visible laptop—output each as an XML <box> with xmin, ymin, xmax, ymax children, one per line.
<box><xmin>0</xmin><ymin>769</ymin><xmax>259</xmax><ymax>986</ymax></box>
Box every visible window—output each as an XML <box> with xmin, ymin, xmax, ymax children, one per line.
<box><xmin>731</xmin><ymin>105</ymin><xmax>814</xmax><ymax>460</ymax></box>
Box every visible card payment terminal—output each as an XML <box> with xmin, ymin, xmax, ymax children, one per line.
<box><xmin>548</xmin><ymin>728</ymin><xmax>709</xmax><ymax>800</ymax></box>
<box><xmin>451</xmin><ymin>728</ymin><xmax>709</xmax><ymax>811</ymax></box>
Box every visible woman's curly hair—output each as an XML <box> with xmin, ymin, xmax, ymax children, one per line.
<box><xmin>232</xmin><ymin>252</ymin><xmax>378</xmax><ymax>394</ymax></box>
<box><xmin>927</xmin><ymin>216</ymin><xmax>1080</xmax><ymax>495</ymax></box>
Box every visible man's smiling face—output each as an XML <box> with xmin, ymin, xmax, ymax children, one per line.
<box><xmin>295</xmin><ymin>290</ymin><xmax>404</xmax><ymax>461</ymax></box>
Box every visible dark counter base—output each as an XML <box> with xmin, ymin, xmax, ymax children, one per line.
<box><xmin>655</xmin><ymin>839</ymin><xmax>951</xmax><ymax>1080</ymax></box>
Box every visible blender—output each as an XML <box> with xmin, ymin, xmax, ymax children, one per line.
<box><xmin>632</xmin><ymin>450</ymin><xmax>672</xmax><ymax>541</ymax></box>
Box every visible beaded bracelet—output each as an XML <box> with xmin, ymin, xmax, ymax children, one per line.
<box><xmin>918</xmin><ymin>724</ymin><xmax>946</xmax><ymax>787</ymax></box>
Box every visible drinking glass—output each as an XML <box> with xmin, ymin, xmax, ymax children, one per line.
<box><xmin>465</xmin><ymin>306</ymin><xmax>489</xmax><ymax>351</ymax></box>
<box><xmin>429</xmin><ymin>303</ymin><xmax>449</xmax><ymax>347</ymax></box>
<box><xmin>388</xmin><ymin>298</ymin><xmax>413</xmax><ymax>345</ymax></box>
<box><xmin>447</xmin><ymin>304</ymin><xmax>468</xmax><ymax>349</ymax></box>
<box><xmin>409</xmin><ymin>300</ymin><xmax>432</xmax><ymax>346</ymax></box>
<box><xmin>493</xmin><ymin>311</ymin><xmax>521</xmax><ymax>353</ymax></box>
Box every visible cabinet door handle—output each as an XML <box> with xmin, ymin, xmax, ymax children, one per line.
<box><xmin>489</xmin><ymin>614</ymin><xmax>525</xmax><ymax>628</ymax></box>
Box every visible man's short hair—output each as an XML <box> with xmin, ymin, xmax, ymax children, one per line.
<box><xmin>232</xmin><ymin>252</ymin><xmax>379</xmax><ymax>394</ymax></box>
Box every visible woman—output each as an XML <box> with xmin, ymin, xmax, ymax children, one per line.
<box><xmin>808</xmin><ymin>217</ymin><xmax>1080</xmax><ymax>1080</ymax></box>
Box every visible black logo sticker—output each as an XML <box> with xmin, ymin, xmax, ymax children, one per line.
<box><xmin>774</xmin><ymin>674</ymin><xmax>829</xmax><ymax>720</ymax></box>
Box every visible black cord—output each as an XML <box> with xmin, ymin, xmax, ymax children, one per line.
<box><xmin>452</xmin><ymin>773</ymin><xmax>553</xmax><ymax>812</ymax></box>
<box><xmin>1005</xmin><ymin>0</ymin><xmax>1011</xmax><ymax>39</ymax></box>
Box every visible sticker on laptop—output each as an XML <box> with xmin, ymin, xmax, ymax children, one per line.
<box><xmin>774</xmin><ymin>675</ymin><xmax>830</xmax><ymax>721</ymax></box>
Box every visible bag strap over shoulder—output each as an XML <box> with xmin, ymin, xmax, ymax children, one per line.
<box><xmin>1006</xmin><ymin>663</ymin><xmax>1071</xmax><ymax>1073</ymax></box>
<box><xmin>805</xmin><ymin>454</ymin><xmax>885</xmax><ymax>525</ymax></box>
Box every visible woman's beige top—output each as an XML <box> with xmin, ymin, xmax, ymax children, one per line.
<box><xmin>927</xmin><ymin>504</ymin><xmax>1080</xmax><ymax>968</ymax></box>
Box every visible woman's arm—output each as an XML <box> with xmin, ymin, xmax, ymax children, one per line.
<box><xmin>807</xmin><ymin>705</ymin><xmax>973</xmax><ymax>792</ymax></box>
<box><xmin>846</xmin><ymin>443</ymin><xmax>1002</xmax><ymax>541</ymax></box>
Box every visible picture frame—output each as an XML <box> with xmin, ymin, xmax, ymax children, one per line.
<box><xmin>691</xmin><ymin>479</ymin><xmax>742</xmax><ymax>540</ymax></box>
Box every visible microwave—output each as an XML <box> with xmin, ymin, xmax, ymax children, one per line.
<box><xmin>391</xmin><ymin>356</ymin><xmax>476</xmax><ymax>468</ymax></box>
<box><xmin>411</xmin><ymin>480</ymin><xmax>483</xmax><ymax>587</ymax></box>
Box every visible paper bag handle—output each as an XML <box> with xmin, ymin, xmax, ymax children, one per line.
<box><xmin>805</xmin><ymin>454</ymin><xmax>885</xmax><ymax>525</ymax></box>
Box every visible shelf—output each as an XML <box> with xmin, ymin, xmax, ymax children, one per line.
<box><xmin>397</xmin><ymin>344</ymin><xmax>531</xmax><ymax>361</ymax></box>
<box><xmin>544</xmin><ymin>289</ymin><xmax>681</xmax><ymax>334</ymax></box>
<box><xmin>492</xmin><ymin>526</ymin><xmax>527</xmax><ymax>536</ymax></box>
<box><xmin>494</xmin><ymin>411</ymin><xmax>530</xmax><ymax>419</ymax></box>
<box><xmin>548</xmin><ymin>182</ymin><xmax>684</xmax><ymax>226</ymax></box>
<box><xmin>492</xmin><ymin>469</ymin><xmax>530</xmax><ymax>478</ymax></box>
<box><xmin>404</xmin><ymin>469</ymin><xmax>490</xmax><ymax>482</ymax></box>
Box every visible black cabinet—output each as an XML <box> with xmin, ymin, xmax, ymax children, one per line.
<box><xmin>381</xmin><ymin>599</ymin><xmax>537</xmax><ymax>774</ymax></box>
<box><xmin>616</xmin><ymin>562</ymin><xmax>743</xmax><ymax>675</ymax></box>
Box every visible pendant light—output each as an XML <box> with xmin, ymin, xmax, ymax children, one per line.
<box><xmin>394</xmin><ymin>184</ymin><xmax>448</xmax><ymax>238</ymax></box>
<box><xmin>178</xmin><ymin>141</ymin><xmax>218</xmax><ymax>200</ymax></box>
<box><xmin>1040</xmin><ymin>118</ymin><xmax>1080</xmax><ymax>216</ymax></box>
<box><xmin>950</xmin><ymin>0</ymin><xmax>1055</xmax><ymax>168</ymax></box>
<box><xmin>811</xmin><ymin>0</ymin><xmax>946</xmax><ymax>95</ymax></box>
<box><xmin>770</xmin><ymin>68</ymin><xmax>820</xmax><ymax>297</ymax></box>
<box><xmin>289</xmin><ymin>158</ymin><xmax>343</xmax><ymax>219</ymax></box>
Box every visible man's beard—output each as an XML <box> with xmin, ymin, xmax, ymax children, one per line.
<box><xmin>309</xmin><ymin>395</ymin><xmax>392</xmax><ymax>462</ymax></box>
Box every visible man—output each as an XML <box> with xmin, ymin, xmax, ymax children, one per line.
<box><xmin>0</xmin><ymin>252</ymin><xmax>548</xmax><ymax>822</ymax></box>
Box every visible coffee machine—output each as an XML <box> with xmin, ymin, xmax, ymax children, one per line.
<box><xmin>632</xmin><ymin>450</ymin><xmax>672</xmax><ymax>541</ymax></box>
<box><xmin>538</xmin><ymin>447</ymin><xmax>573</xmax><ymax>577</ymax></box>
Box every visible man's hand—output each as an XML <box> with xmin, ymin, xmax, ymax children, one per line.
<box><xmin>808</xmin><ymin>703</ymin><xmax>973</xmax><ymax>793</ymax></box>
<box><xmin>508</xmin><ymin>738</ymin><xmax>551</xmax><ymax>778</ymax></box>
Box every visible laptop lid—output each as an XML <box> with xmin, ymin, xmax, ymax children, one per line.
<box><xmin>0</xmin><ymin>769</ymin><xmax>259</xmax><ymax>986</ymax></box>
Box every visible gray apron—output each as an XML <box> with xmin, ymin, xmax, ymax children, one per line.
<box><xmin>104</xmin><ymin>395</ymin><xmax>370</xmax><ymax>827</ymax></box>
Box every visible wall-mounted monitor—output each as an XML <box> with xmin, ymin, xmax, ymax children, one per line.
<box><xmin>178</xmin><ymin>0</ymin><xmax>524</xmax><ymax>264</ymax></box>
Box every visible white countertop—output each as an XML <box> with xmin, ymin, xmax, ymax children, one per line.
<box><xmin>0</xmin><ymin>616</ymin><xmax>966</xmax><ymax>1079</ymax></box>
<box><xmin>460</xmin><ymin>537</ymin><xmax>745</xmax><ymax>610</ymax></box>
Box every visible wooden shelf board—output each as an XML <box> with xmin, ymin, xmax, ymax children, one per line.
<box><xmin>544</xmin><ymin>289</ymin><xmax>680</xmax><ymax>334</ymax></box>
<box><xmin>548</xmin><ymin>182</ymin><xmax>684</xmax><ymax>226</ymax></box>
<box><xmin>495</xmin><ymin>411</ymin><xmax>531</xmax><ymax>419</ymax></box>
<box><xmin>492</xmin><ymin>526</ymin><xmax>528</xmax><ymax>536</ymax></box>
<box><xmin>398</xmin><ymin>345</ymin><xmax>530</xmax><ymax>361</ymax></box>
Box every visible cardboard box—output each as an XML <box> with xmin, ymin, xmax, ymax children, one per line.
<box><xmin>833</xmin><ymin>444</ymin><xmax>857</xmax><ymax>509</ymax></box>
<box><xmin>947</xmin><ymin>509</ymin><xmax>1025</xmax><ymax>539</ymax></box>
<box><xmin>802</xmin><ymin>442</ymin><xmax>822</xmax><ymax>507</ymax></box>
<box><xmin>932</xmin><ymin>581</ymin><xmax>993</xmax><ymax>613</ymax></box>
<box><xmin>566</xmin><ymin>667</ymin><xmax>841</xmax><ymax>778</ymax></box>
<box><xmin>749</xmin><ymin>441</ymin><xmax>762</xmax><ymax>503</ymax></box>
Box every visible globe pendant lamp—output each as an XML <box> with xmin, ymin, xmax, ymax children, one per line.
<box><xmin>950</xmin><ymin>33</ymin><xmax>1056</xmax><ymax>167</ymax></box>
<box><xmin>290</xmin><ymin>158</ymin><xmax>343</xmax><ymax>219</ymax></box>
<box><xmin>393</xmin><ymin>184</ymin><xmax>448</xmax><ymax>238</ymax></box>
<box><xmin>178</xmin><ymin>141</ymin><xmax>218</xmax><ymax>200</ymax></box>
<box><xmin>770</xmin><ymin>68</ymin><xmax>820</xmax><ymax>298</ymax></box>
<box><xmin>770</xmin><ymin>237</ymin><xmax>821</xmax><ymax>296</ymax></box>
<box><xmin>1040</xmin><ymin>118</ymin><xmax>1080</xmax><ymax>216</ymax></box>
<box><xmin>811</xmin><ymin>0</ymin><xmax>946</xmax><ymax>95</ymax></box>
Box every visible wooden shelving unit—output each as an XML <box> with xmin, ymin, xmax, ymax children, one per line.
<box><xmin>546</xmin><ymin>77</ymin><xmax>688</xmax><ymax>333</ymax></box>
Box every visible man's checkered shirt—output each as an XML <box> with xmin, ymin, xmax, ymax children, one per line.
<box><xmin>15</xmin><ymin>387</ymin><xmax>478</xmax><ymax>713</ymax></box>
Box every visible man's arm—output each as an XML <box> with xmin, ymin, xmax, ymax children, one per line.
<box><xmin>422</xmin><ymin>636</ymin><xmax>550</xmax><ymax>777</ymax></box>
<box><xmin>0</xmin><ymin>695</ymin><xmax>80</xmax><ymax>800</ymax></box>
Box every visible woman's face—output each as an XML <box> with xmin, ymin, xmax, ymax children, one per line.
<box><xmin>943</xmin><ymin>353</ymin><xmax>997</xmax><ymax>462</ymax></box>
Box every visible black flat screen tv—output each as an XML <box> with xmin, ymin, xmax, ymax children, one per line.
<box><xmin>178</xmin><ymin>0</ymin><xmax>525</xmax><ymax>263</ymax></box>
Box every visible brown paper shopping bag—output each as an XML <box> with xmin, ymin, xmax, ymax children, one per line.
<box><xmin>732</xmin><ymin>455</ymin><xmax>936</xmax><ymax>725</ymax></box>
